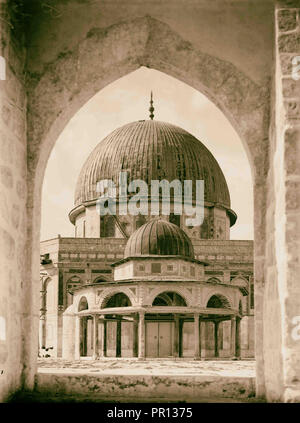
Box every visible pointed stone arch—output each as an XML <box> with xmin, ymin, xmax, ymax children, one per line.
<box><xmin>78</xmin><ymin>296</ymin><xmax>88</xmax><ymax>312</ymax></box>
<box><xmin>206</xmin><ymin>277</ymin><xmax>222</xmax><ymax>284</ymax></box>
<box><xmin>99</xmin><ymin>287</ymin><xmax>137</xmax><ymax>309</ymax></box>
<box><xmin>152</xmin><ymin>291</ymin><xmax>187</xmax><ymax>307</ymax></box>
<box><xmin>102</xmin><ymin>292</ymin><xmax>132</xmax><ymax>309</ymax></box>
<box><xmin>206</xmin><ymin>293</ymin><xmax>231</xmax><ymax>309</ymax></box>
<box><xmin>93</xmin><ymin>276</ymin><xmax>110</xmax><ymax>284</ymax></box>
<box><xmin>25</xmin><ymin>14</ymin><xmax>269</xmax><ymax>395</ymax></box>
<box><xmin>147</xmin><ymin>286</ymin><xmax>191</xmax><ymax>307</ymax></box>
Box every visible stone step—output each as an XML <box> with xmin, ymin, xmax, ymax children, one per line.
<box><xmin>32</xmin><ymin>371</ymin><xmax>256</xmax><ymax>402</ymax></box>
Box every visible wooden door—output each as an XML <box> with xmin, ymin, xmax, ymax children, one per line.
<box><xmin>158</xmin><ymin>322</ymin><xmax>173</xmax><ymax>357</ymax></box>
<box><xmin>146</xmin><ymin>322</ymin><xmax>173</xmax><ymax>357</ymax></box>
<box><xmin>182</xmin><ymin>321</ymin><xmax>194</xmax><ymax>357</ymax></box>
<box><xmin>121</xmin><ymin>321</ymin><xmax>133</xmax><ymax>357</ymax></box>
<box><xmin>146</xmin><ymin>322</ymin><xmax>159</xmax><ymax>357</ymax></box>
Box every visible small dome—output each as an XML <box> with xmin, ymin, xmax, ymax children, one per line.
<box><xmin>124</xmin><ymin>219</ymin><xmax>194</xmax><ymax>259</ymax></box>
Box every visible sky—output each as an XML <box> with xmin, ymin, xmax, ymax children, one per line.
<box><xmin>41</xmin><ymin>67</ymin><xmax>253</xmax><ymax>241</ymax></box>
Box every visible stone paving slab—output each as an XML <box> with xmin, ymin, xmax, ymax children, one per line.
<box><xmin>37</xmin><ymin>358</ymin><xmax>255</xmax><ymax>378</ymax></box>
<box><xmin>35</xmin><ymin>359</ymin><xmax>257</xmax><ymax>402</ymax></box>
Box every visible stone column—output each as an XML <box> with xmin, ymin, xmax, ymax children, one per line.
<box><xmin>265</xmin><ymin>3</ymin><xmax>300</xmax><ymax>402</ymax></box>
<box><xmin>194</xmin><ymin>313</ymin><xmax>200</xmax><ymax>360</ymax></box>
<box><xmin>39</xmin><ymin>278</ymin><xmax>46</xmax><ymax>350</ymax></box>
<box><xmin>214</xmin><ymin>321</ymin><xmax>220</xmax><ymax>358</ymax></box>
<box><xmin>74</xmin><ymin>316</ymin><xmax>81</xmax><ymax>360</ymax></box>
<box><xmin>138</xmin><ymin>311</ymin><xmax>145</xmax><ymax>360</ymax></box>
<box><xmin>39</xmin><ymin>317</ymin><xmax>46</xmax><ymax>351</ymax></box>
<box><xmin>235</xmin><ymin>317</ymin><xmax>241</xmax><ymax>359</ymax></box>
<box><xmin>103</xmin><ymin>319</ymin><xmax>107</xmax><ymax>357</ymax></box>
<box><xmin>92</xmin><ymin>315</ymin><xmax>99</xmax><ymax>360</ymax></box>
<box><xmin>173</xmin><ymin>314</ymin><xmax>180</xmax><ymax>358</ymax></box>
<box><xmin>200</xmin><ymin>319</ymin><xmax>205</xmax><ymax>360</ymax></box>
<box><xmin>230</xmin><ymin>316</ymin><xmax>236</xmax><ymax>359</ymax></box>
<box><xmin>241</xmin><ymin>316</ymin><xmax>249</xmax><ymax>353</ymax></box>
<box><xmin>116</xmin><ymin>316</ymin><xmax>122</xmax><ymax>358</ymax></box>
<box><xmin>100</xmin><ymin>319</ymin><xmax>107</xmax><ymax>357</ymax></box>
<box><xmin>62</xmin><ymin>312</ymin><xmax>76</xmax><ymax>360</ymax></box>
<box><xmin>86</xmin><ymin>317</ymin><xmax>93</xmax><ymax>356</ymax></box>
<box><xmin>133</xmin><ymin>314</ymin><xmax>139</xmax><ymax>357</ymax></box>
<box><xmin>82</xmin><ymin>317</ymin><xmax>89</xmax><ymax>356</ymax></box>
<box><xmin>179</xmin><ymin>318</ymin><xmax>184</xmax><ymax>358</ymax></box>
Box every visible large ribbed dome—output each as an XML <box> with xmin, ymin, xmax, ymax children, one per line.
<box><xmin>74</xmin><ymin>120</ymin><xmax>231</xmax><ymax>208</ymax></box>
<box><xmin>124</xmin><ymin>219</ymin><xmax>194</xmax><ymax>259</ymax></box>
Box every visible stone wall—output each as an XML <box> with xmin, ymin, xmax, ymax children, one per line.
<box><xmin>25</xmin><ymin>3</ymin><xmax>270</xmax><ymax>399</ymax></box>
<box><xmin>264</xmin><ymin>0</ymin><xmax>300</xmax><ymax>402</ymax></box>
<box><xmin>2</xmin><ymin>0</ymin><xmax>300</xmax><ymax>403</ymax></box>
<box><xmin>40</xmin><ymin>237</ymin><xmax>253</xmax><ymax>295</ymax></box>
<box><xmin>36</xmin><ymin>371</ymin><xmax>256</xmax><ymax>402</ymax></box>
<box><xmin>0</xmin><ymin>0</ymin><xmax>27</xmax><ymax>401</ymax></box>
<box><xmin>41</xmin><ymin>237</ymin><xmax>253</xmax><ymax>266</ymax></box>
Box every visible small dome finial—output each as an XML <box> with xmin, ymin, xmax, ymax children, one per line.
<box><xmin>149</xmin><ymin>91</ymin><xmax>154</xmax><ymax>120</ymax></box>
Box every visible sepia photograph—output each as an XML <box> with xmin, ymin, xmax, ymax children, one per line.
<box><xmin>0</xmin><ymin>0</ymin><xmax>299</xmax><ymax>409</ymax></box>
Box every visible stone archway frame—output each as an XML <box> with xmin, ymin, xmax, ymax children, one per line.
<box><xmin>98</xmin><ymin>287</ymin><xmax>138</xmax><ymax>309</ymax></box>
<box><xmin>206</xmin><ymin>277</ymin><xmax>223</xmax><ymax>284</ymax></box>
<box><xmin>146</xmin><ymin>286</ymin><xmax>193</xmax><ymax>308</ymax></box>
<box><xmin>67</xmin><ymin>275</ymin><xmax>83</xmax><ymax>284</ymax></box>
<box><xmin>231</xmin><ymin>275</ymin><xmax>249</xmax><ymax>284</ymax></box>
<box><xmin>25</xmin><ymin>15</ymin><xmax>270</xmax><ymax>394</ymax></box>
<box><xmin>203</xmin><ymin>291</ymin><xmax>233</xmax><ymax>310</ymax></box>
<box><xmin>231</xmin><ymin>275</ymin><xmax>250</xmax><ymax>292</ymax></box>
<box><xmin>92</xmin><ymin>275</ymin><xmax>110</xmax><ymax>284</ymax></box>
<box><xmin>152</xmin><ymin>291</ymin><xmax>187</xmax><ymax>307</ymax></box>
<box><xmin>77</xmin><ymin>296</ymin><xmax>89</xmax><ymax>312</ymax></box>
<box><xmin>73</xmin><ymin>290</ymin><xmax>96</xmax><ymax>310</ymax></box>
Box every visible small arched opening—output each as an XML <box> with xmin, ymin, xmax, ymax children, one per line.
<box><xmin>152</xmin><ymin>292</ymin><xmax>187</xmax><ymax>307</ymax></box>
<box><xmin>100</xmin><ymin>215</ymin><xmax>115</xmax><ymax>237</ymax></box>
<box><xmin>77</xmin><ymin>296</ymin><xmax>91</xmax><ymax>357</ymax></box>
<box><xmin>102</xmin><ymin>293</ymin><xmax>132</xmax><ymax>308</ymax></box>
<box><xmin>66</xmin><ymin>276</ymin><xmax>82</xmax><ymax>307</ymax></box>
<box><xmin>207</xmin><ymin>294</ymin><xmax>231</xmax><ymax>309</ymax></box>
<box><xmin>93</xmin><ymin>277</ymin><xmax>109</xmax><ymax>284</ymax></box>
<box><xmin>78</xmin><ymin>296</ymin><xmax>88</xmax><ymax>311</ymax></box>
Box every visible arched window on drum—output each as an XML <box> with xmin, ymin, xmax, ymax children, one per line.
<box><xmin>66</xmin><ymin>276</ymin><xmax>82</xmax><ymax>307</ymax></box>
<box><xmin>100</xmin><ymin>215</ymin><xmax>115</xmax><ymax>237</ymax></box>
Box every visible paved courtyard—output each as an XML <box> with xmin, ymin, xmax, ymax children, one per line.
<box><xmin>7</xmin><ymin>359</ymin><xmax>259</xmax><ymax>403</ymax></box>
<box><xmin>37</xmin><ymin>358</ymin><xmax>255</xmax><ymax>378</ymax></box>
